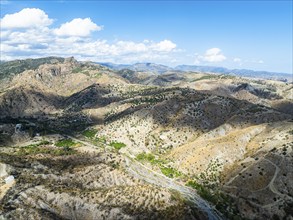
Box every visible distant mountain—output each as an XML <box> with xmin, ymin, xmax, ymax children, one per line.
<box><xmin>1</xmin><ymin>57</ymin><xmax>293</xmax><ymax>220</ymax></box>
<box><xmin>175</xmin><ymin>65</ymin><xmax>229</xmax><ymax>73</ymax></box>
<box><xmin>129</xmin><ymin>63</ymin><xmax>173</xmax><ymax>74</ymax></box>
<box><xmin>98</xmin><ymin>62</ymin><xmax>292</xmax><ymax>82</ymax></box>
<box><xmin>97</xmin><ymin>62</ymin><xmax>130</xmax><ymax>70</ymax></box>
<box><xmin>175</xmin><ymin>65</ymin><xmax>292</xmax><ymax>82</ymax></box>
<box><xmin>98</xmin><ymin>62</ymin><xmax>173</xmax><ymax>74</ymax></box>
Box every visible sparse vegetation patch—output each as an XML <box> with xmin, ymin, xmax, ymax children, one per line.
<box><xmin>16</xmin><ymin>140</ymin><xmax>76</xmax><ymax>156</ymax></box>
<box><xmin>82</xmin><ymin>129</ymin><xmax>97</xmax><ymax>139</ymax></box>
<box><xmin>55</xmin><ymin>139</ymin><xmax>77</xmax><ymax>147</ymax></box>
<box><xmin>110</xmin><ymin>141</ymin><xmax>126</xmax><ymax>150</ymax></box>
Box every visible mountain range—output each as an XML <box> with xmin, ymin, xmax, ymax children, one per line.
<box><xmin>98</xmin><ymin>62</ymin><xmax>292</xmax><ymax>82</ymax></box>
<box><xmin>0</xmin><ymin>57</ymin><xmax>292</xmax><ymax>220</ymax></box>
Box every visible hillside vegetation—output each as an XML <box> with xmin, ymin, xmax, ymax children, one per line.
<box><xmin>0</xmin><ymin>57</ymin><xmax>292</xmax><ymax>220</ymax></box>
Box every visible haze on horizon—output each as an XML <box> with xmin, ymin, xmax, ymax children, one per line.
<box><xmin>0</xmin><ymin>0</ymin><xmax>292</xmax><ymax>73</ymax></box>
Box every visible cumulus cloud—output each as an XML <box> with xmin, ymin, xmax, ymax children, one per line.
<box><xmin>0</xmin><ymin>8</ymin><xmax>53</xmax><ymax>29</ymax></box>
<box><xmin>115</xmin><ymin>41</ymin><xmax>148</xmax><ymax>53</ymax></box>
<box><xmin>202</xmin><ymin>48</ymin><xmax>226</xmax><ymax>62</ymax></box>
<box><xmin>45</xmin><ymin>39</ymin><xmax>177</xmax><ymax>60</ymax></box>
<box><xmin>194</xmin><ymin>48</ymin><xmax>226</xmax><ymax>64</ymax></box>
<box><xmin>0</xmin><ymin>8</ymin><xmax>178</xmax><ymax>64</ymax></box>
<box><xmin>54</xmin><ymin>18</ymin><xmax>102</xmax><ymax>37</ymax></box>
<box><xmin>233</xmin><ymin>57</ymin><xmax>242</xmax><ymax>66</ymax></box>
<box><xmin>152</xmin><ymin>40</ymin><xmax>177</xmax><ymax>52</ymax></box>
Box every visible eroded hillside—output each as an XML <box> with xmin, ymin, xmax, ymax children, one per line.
<box><xmin>0</xmin><ymin>57</ymin><xmax>292</xmax><ymax>220</ymax></box>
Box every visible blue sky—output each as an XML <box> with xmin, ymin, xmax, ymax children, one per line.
<box><xmin>0</xmin><ymin>1</ymin><xmax>292</xmax><ymax>73</ymax></box>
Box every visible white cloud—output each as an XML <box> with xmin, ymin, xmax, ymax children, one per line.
<box><xmin>0</xmin><ymin>8</ymin><xmax>177</xmax><ymax>64</ymax></box>
<box><xmin>0</xmin><ymin>8</ymin><xmax>53</xmax><ymax>29</ymax></box>
<box><xmin>116</xmin><ymin>41</ymin><xmax>148</xmax><ymax>53</ymax></box>
<box><xmin>194</xmin><ymin>48</ymin><xmax>226</xmax><ymax>64</ymax></box>
<box><xmin>54</xmin><ymin>18</ymin><xmax>102</xmax><ymax>37</ymax></box>
<box><xmin>233</xmin><ymin>57</ymin><xmax>243</xmax><ymax>66</ymax></box>
<box><xmin>202</xmin><ymin>48</ymin><xmax>226</xmax><ymax>62</ymax></box>
<box><xmin>51</xmin><ymin>39</ymin><xmax>177</xmax><ymax>60</ymax></box>
<box><xmin>1</xmin><ymin>30</ymin><xmax>177</xmax><ymax>63</ymax></box>
<box><xmin>0</xmin><ymin>30</ymin><xmax>10</xmax><ymax>39</ymax></box>
<box><xmin>110</xmin><ymin>40</ymin><xmax>176</xmax><ymax>54</ymax></box>
<box><xmin>152</xmin><ymin>40</ymin><xmax>176</xmax><ymax>52</ymax></box>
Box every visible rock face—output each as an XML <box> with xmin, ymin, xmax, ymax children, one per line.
<box><xmin>0</xmin><ymin>57</ymin><xmax>292</xmax><ymax>220</ymax></box>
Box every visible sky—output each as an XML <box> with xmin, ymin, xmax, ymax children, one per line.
<box><xmin>0</xmin><ymin>1</ymin><xmax>292</xmax><ymax>73</ymax></box>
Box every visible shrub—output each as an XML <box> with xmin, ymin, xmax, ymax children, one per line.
<box><xmin>109</xmin><ymin>141</ymin><xmax>126</xmax><ymax>150</ymax></box>
<box><xmin>186</xmin><ymin>180</ymin><xmax>240</xmax><ymax>218</ymax></box>
<box><xmin>55</xmin><ymin>139</ymin><xmax>76</xmax><ymax>147</ymax></box>
<box><xmin>82</xmin><ymin>129</ymin><xmax>97</xmax><ymax>139</ymax></box>
<box><xmin>39</xmin><ymin>140</ymin><xmax>51</xmax><ymax>145</ymax></box>
<box><xmin>136</xmin><ymin>153</ymin><xmax>167</xmax><ymax>164</ymax></box>
<box><xmin>160</xmin><ymin>167</ymin><xmax>181</xmax><ymax>178</ymax></box>
<box><xmin>16</xmin><ymin>144</ymin><xmax>76</xmax><ymax>156</ymax></box>
<box><xmin>137</xmin><ymin>153</ymin><xmax>155</xmax><ymax>162</ymax></box>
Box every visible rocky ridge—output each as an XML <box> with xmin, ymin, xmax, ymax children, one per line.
<box><xmin>0</xmin><ymin>57</ymin><xmax>292</xmax><ymax>220</ymax></box>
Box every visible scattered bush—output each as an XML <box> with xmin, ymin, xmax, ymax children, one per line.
<box><xmin>160</xmin><ymin>167</ymin><xmax>181</xmax><ymax>178</ymax></box>
<box><xmin>55</xmin><ymin>139</ymin><xmax>77</xmax><ymax>147</ymax></box>
<box><xmin>16</xmin><ymin>141</ymin><xmax>76</xmax><ymax>156</ymax></box>
<box><xmin>110</xmin><ymin>141</ymin><xmax>126</xmax><ymax>150</ymax></box>
<box><xmin>136</xmin><ymin>153</ymin><xmax>155</xmax><ymax>162</ymax></box>
<box><xmin>82</xmin><ymin>129</ymin><xmax>97</xmax><ymax>139</ymax></box>
<box><xmin>186</xmin><ymin>180</ymin><xmax>240</xmax><ymax>219</ymax></box>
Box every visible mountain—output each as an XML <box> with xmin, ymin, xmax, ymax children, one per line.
<box><xmin>98</xmin><ymin>62</ymin><xmax>292</xmax><ymax>82</ymax></box>
<box><xmin>97</xmin><ymin>62</ymin><xmax>130</xmax><ymax>70</ymax></box>
<box><xmin>0</xmin><ymin>57</ymin><xmax>292</xmax><ymax>220</ymax></box>
<box><xmin>175</xmin><ymin>65</ymin><xmax>292</xmax><ymax>82</ymax></box>
<box><xmin>0</xmin><ymin>57</ymin><xmax>66</xmax><ymax>80</ymax></box>
<box><xmin>175</xmin><ymin>65</ymin><xmax>229</xmax><ymax>73</ymax></box>
<box><xmin>98</xmin><ymin>62</ymin><xmax>173</xmax><ymax>74</ymax></box>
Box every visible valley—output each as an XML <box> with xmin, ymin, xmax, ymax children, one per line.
<box><xmin>0</xmin><ymin>57</ymin><xmax>292</xmax><ymax>220</ymax></box>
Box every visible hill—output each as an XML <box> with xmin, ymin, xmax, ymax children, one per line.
<box><xmin>0</xmin><ymin>57</ymin><xmax>292</xmax><ymax>220</ymax></box>
<box><xmin>97</xmin><ymin>62</ymin><xmax>292</xmax><ymax>82</ymax></box>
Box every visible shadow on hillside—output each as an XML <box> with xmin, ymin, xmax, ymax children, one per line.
<box><xmin>272</xmin><ymin>101</ymin><xmax>293</xmax><ymax>115</ymax></box>
<box><xmin>0</xmin><ymin>84</ymin><xmax>292</xmax><ymax>145</ymax></box>
<box><xmin>0</xmin><ymin>84</ymin><xmax>120</xmax><ymax>143</ymax></box>
<box><xmin>104</xmin><ymin>87</ymin><xmax>292</xmax><ymax>132</ymax></box>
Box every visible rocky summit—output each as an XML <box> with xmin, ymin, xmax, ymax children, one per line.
<box><xmin>0</xmin><ymin>57</ymin><xmax>292</xmax><ymax>220</ymax></box>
